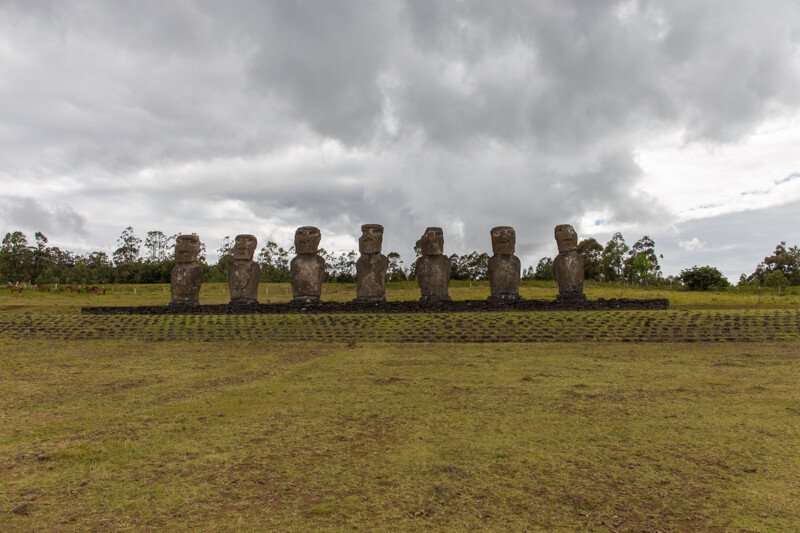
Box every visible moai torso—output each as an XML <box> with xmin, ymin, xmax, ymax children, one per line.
<box><xmin>228</xmin><ymin>234</ymin><xmax>260</xmax><ymax>305</ymax></box>
<box><xmin>355</xmin><ymin>224</ymin><xmax>388</xmax><ymax>303</ymax></box>
<box><xmin>229</xmin><ymin>261</ymin><xmax>260</xmax><ymax>304</ymax></box>
<box><xmin>170</xmin><ymin>234</ymin><xmax>203</xmax><ymax>306</ymax></box>
<box><xmin>290</xmin><ymin>226</ymin><xmax>326</xmax><ymax>304</ymax></box>
<box><xmin>554</xmin><ymin>253</ymin><xmax>584</xmax><ymax>297</ymax></box>
<box><xmin>356</xmin><ymin>254</ymin><xmax>388</xmax><ymax>302</ymax></box>
<box><xmin>554</xmin><ymin>224</ymin><xmax>585</xmax><ymax>300</ymax></box>
<box><xmin>488</xmin><ymin>255</ymin><xmax>521</xmax><ymax>300</ymax></box>
<box><xmin>416</xmin><ymin>227</ymin><xmax>451</xmax><ymax>303</ymax></box>
<box><xmin>487</xmin><ymin>226</ymin><xmax>521</xmax><ymax>301</ymax></box>
<box><xmin>416</xmin><ymin>255</ymin><xmax>451</xmax><ymax>303</ymax></box>
<box><xmin>290</xmin><ymin>255</ymin><xmax>326</xmax><ymax>302</ymax></box>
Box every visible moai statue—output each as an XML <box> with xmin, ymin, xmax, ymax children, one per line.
<box><xmin>290</xmin><ymin>226</ymin><xmax>326</xmax><ymax>304</ymax></box>
<box><xmin>553</xmin><ymin>224</ymin><xmax>585</xmax><ymax>300</ymax></box>
<box><xmin>488</xmin><ymin>226</ymin><xmax>521</xmax><ymax>301</ymax></box>
<box><xmin>170</xmin><ymin>234</ymin><xmax>203</xmax><ymax>306</ymax></box>
<box><xmin>229</xmin><ymin>234</ymin><xmax>260</xmax><ymax>305</ymax></box>
<box><xmin>415</xmin><ymin>227</ymin><xmax>451</xmax><ymax>303</ymax></box>
<box><xmin>355</xmin><ymin>224</ymin><xmax>389</xmax><ymax>303</ymax></box>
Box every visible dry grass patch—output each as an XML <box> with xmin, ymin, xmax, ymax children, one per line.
<box><xmin>1</xmin><ymin>340</ymin><xmax>799</xmax><ymax>530</ymax></box>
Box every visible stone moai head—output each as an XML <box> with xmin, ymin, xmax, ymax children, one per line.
<box><xmin>420</xmin><ymin>227</ymin><xmax>444</xmax><ymax>256</ymax></box>
<box><xmin>295</xmin><ymin>226</ymin><xmax>321</xmax><ymax>255</ymax></box>
<box><xmin>359</xmin><ymin>224</ymin><xmax>384</xmax><ymax>254</ymax></box>
<box><xmin>491</xmin><ymin>226</ymin><xmax>516</xmax><ymax>255</ymax></box>
<box><xmin>175</xmin><ymin>234</ymin><xmax>201</xmax><ymax>263</ymax></box>
<box><xmin>554</xmin><ymin>224</ymin><xmax>578</xmax><ymax>253</ymax></box>
<box><xmin>233</xmin><ymin>234</ymin><xmax>257</xmax><ymax>261</ymax></box>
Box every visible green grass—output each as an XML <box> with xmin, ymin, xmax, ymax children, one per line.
<box><xmin>2</xmin><ymin>283</ymin><xmax>799</xmax><ymax>529</ymax></box>
<box><xmin>1</xmin><ymin>341</ymin><xmax>799</xmax><ymax>530</ymax></box>
<box><xmin>2</xmin><ymin>280</ymin><xmax>799</xmax><ymax>310</ymax></box>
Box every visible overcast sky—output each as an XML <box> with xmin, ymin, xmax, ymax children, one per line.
<box><xmin>1</xmin><ymin>0</ymin><xmax>799</xmax><ymax>279</ymax></box>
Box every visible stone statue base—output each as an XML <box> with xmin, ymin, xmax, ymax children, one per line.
<box><xmin>354</xmin><ymin>295</ymin><xmax>386</xmax><ymax>304</ymax></box>
<box><xmin>230</xmin><ymin>298</ymin><xmax>259</xmax><ymax>307</ymax></box>
<box><xmin>291</xmin><ymin>295</ymin><xmax>321</xmax><ymax>305</ymax></box>
<box><xmin>488</xmin><ymin>293</ymin><xmax>522</xmax><ymax>302</ymax></box>
<box><xmin>419</xmin><ymin>294</ymin><xmax>452</xmax><ymax>304</ymax></box>
<box><xmin>556</xmin><ymin>292</ymin><xmax>586</xmax><ymax>301</ymax></box>
<box><xmin>168</xmin><ymin>301</ymin><xmax>200</xmax><ymax>310</ymax></box>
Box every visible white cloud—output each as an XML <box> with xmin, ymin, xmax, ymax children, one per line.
<box><xmin>678</xmin><ymin>238</ymin><xmax>704</xmax><ymax>251</ymax></box>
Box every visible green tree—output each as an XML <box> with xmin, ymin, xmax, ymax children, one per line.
<box><xmin>577</xmin><ymin>238</ymin><xmax>603</xmax><ymax>281</ymax></box>
<box><xmin>532</xmin><ymin>257</ymin><xmax>554</xmax><ymax>280</ymax></box>
<box><xmin>0</xmin><ymin>231</ymin><xmax>33</xmax><ymax>283</ymax></box>
<box><xmin>764</xmin><ymin>270</ymin><xmax>789</xmax><ymax>293</ymax></box>
<box><xmin>215</xmin><ymin>236</ymin><xmax>235</xmax><ymax>274</ymax></box>
<box><xmin>144</xmin><ymin>230</ymin><xmax>168</xmax><ymax>263</ymax></box>
<box><xmin>763</xmin><ymin>242</ymin><xmax>800</xmax><ymax>285</ymax></box>
<box><xmin>601</xmin><ymin>233</ymin><xmax>628</xmax><ymax>281</ymax></box>
<box><xmin>450</xmin><ymin>251</ymin><xmax>489</xmax><ymax>281</ymax></box>
<box><xmin>258</xmin><ymin>241</ymin><xmax>291</xmax><ymax>282</ymax></box>
<box><xmin>624</xmin><ymin>236</ymin><xmax>661</xmax><ymax>285</ymax></box>
<box><xmin>679</xmin><ymin>265</ymin><xmax>729</xmax><ymax>291</ymax></box>
<box><xmin>112</xmin><ymin>226</ymin><xmax>141</xmax><ymax>265</ymax></box>
<box><xmin>386</xmin><ymin>251</ymin><xmax>407</xmax><ymax>282</ymax></box>
<box><xmin>31</xmin><ymin>232</ymin><xmax>52</xmax><ymax>283</ymax></box>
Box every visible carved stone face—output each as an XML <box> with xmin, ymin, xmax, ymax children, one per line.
<box><xmin>175</xmin><ymin>234</ymin><xmax>201</xmax><ymax>263</ymax></box>
<box><xmin>359</xmin><ymin>224</ymin><xmax>384</xmax><ymax>254</ymax></box>
<box><xmin>554</xmin><ymin>224</ymin><xmax>578</xmax><ymax>253</ymax></box>
<box><xmin>295</xmin><ymin>226</ymin><xmax>321</xmax><ymax>255</ymax></box>
<box><xmin>233</xmin><ymin>234</ymin><xmax>257</xmax><ymax>261</ymax></box>
<box><xmin>420</xmin><ymin>227</ymin><xmax>444</xmax><ymax>256</ymax></box>
<box><xmin>491</xmin><ymin>226</ymin><xmax>516</xmax><ymax>255</ymax></box>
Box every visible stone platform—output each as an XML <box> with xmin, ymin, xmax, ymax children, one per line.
<box><xmin>82</xmin><ymin>298</ymin><xmax>669</xmax><ymax>315</ymax></box>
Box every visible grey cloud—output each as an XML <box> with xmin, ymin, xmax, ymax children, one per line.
<box><xmin>0</xmin><ymin>1</ymin><xmax>797</xmax><ymax>275</ymax></box>
<box><xmin>0</xmin><ymin>196</ymin><xmax>86</xmax><ymax>237</ymax></box>
<box><xmin>661</xmin><ymin>199</ymin><xmax>800</xmax><ymax>280</ymax></box>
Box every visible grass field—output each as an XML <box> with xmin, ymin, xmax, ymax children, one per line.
<box><xmin>3</xmin><ymin>280</ymin><xmax>800</xmax><ymax>310</ymax></box>
<box><xmin>2</xmin><ymin>283</ymin><xmax>799</xmax><ymax>530</ymax></box>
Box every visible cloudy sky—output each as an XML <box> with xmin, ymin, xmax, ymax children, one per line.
<box><xmin>1</xmin><ymin>0</ymin><xmax>799</xmax><ymax>279</ymax></box>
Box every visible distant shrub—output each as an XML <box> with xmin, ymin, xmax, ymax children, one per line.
<box><xmin>679</xmin><ymin>265</ymin><xmax>729</xmax><ymax>291</ymax></box>
<box><xmin>764</xmin><ymin>270</ymin><xmax>789</xmax><ymax>292</ymax></box>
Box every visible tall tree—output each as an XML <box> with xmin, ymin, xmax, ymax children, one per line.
<box><xmin>450</xmin><ymin>251</ymin><xmax>489</xmax><ymax>281</ymax></box>
<box><xmin>763</xmin><ymin>242</ymin><xmax>800</xmax><ymax>285</ymax></box>
<box><xmin>532</xmin><ymin>257</ymin><xmax>554</xmax><ymax>280</ymax></box>
<box><xmin>624</xmin><ymin>235</ymin><xmax>662</xmax><ymax>284</ymax></box>
<box><xmin>112</xmin><ymin>226</ymin><xmax>141</xmax><ymax>265</ymax></box>
<box><xmin>577</xmin><ymin>238</ymin><xmax>603</xmax><ymax>281</ymax></box>
<box><xmin>258</xmin><ymin>240</ymin><xmax>291</xmax><ymax>282</ymax></box>
<box><xmin>215</xmin><ymin>236</ymin><xmax>235</xmax><ymax>273</ymax></box>
<box><xmin>31</xmin><ymin>231</ymin><xmax>51</xmax><ymax>283</ymax></box>
<box><xmin>601</xmin><ymin>232</ymin><xmax>628</xmax><ymax>281</ymax></box>
<box><xmin>386</xmin><ymin>251</ymin><xmax>407</xmax><ymax>282</ymax></box>
<box><xmin>0</xmin><ymin>231</ymin><xmax>33</xmax><ymax>283</ymax></box>
<box><xmin>144</xmin><ymin>230</ymin><xmax>168</xmax><ymax>262</ymax></box>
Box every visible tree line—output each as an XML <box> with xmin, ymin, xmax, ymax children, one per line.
<box><xmin>1</xmin><ymin>227</ymin><xmax>797</xmax><ymax>290</ymax></box>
